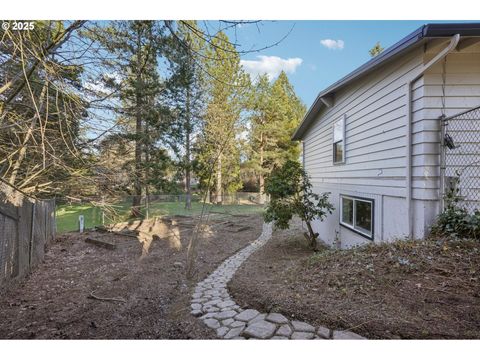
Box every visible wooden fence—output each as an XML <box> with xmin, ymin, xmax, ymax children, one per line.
<box><xmin>0</xmin><ymin>184</ymin><xmax>55</xmax><ymax>288</ymax></box>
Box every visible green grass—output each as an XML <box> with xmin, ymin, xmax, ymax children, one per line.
<box><xmin>55</xmin><ymin>200</ymin><xmax>264</xmax><ymax>233</ymax></box>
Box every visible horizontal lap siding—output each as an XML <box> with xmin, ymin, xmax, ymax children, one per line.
<box><xmin>416</xmin><ymin>44</ymin><xmax>480</xmax><ymax>197</ymax></box>
<box><xmin>304</xmin><ymin>47</ymin><xmax>425</xmax><ymax>198</ymax></box>
<box><xmin>305</xmin><ymin>42</ymin><xmax>480</xmax><ymax>203</ymax></box>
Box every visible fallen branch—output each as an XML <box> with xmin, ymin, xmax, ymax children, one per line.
<box><xmin>87</xmin><ymin>291</ymin><xmax>126</xmax><ymax>303</ymax></box>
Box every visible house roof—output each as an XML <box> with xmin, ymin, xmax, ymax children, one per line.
<box><xmin>292</xmin><ymin>23</ymin><xmax>480</xmax><ymax>141</ymax></box>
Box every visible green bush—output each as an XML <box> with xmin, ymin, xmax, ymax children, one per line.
<box><xmin>432</xmin><ymin>187</ymin><xmax>480</xmax><ymax>239</ymax></box>
<box><xmin>264</xmin><ymin>160</ymin><xmax>334</xmax><ymax>250</ymax></box>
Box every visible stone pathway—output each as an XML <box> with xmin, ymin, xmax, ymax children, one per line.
<box><xmin>191</xmin><ymin>223</ymin><xmax>367</xmax><ymax>340</ymax></box>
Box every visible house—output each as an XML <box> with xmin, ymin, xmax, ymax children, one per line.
<box><xmin>293</xmin><ymin>23</ymin><xmax>480</xmax><ymax>248</ymax></box>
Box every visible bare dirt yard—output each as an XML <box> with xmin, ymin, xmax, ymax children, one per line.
<box><xmin>229</xmin><ymin>220</ymin><xmax>480</xmax><ymax>339</ymax></box>
<box><xmin>0</xmin><ymin>214</ymin><xmax>262</xmax><ymax>339</ymax></box>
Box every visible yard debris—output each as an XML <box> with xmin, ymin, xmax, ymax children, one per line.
<box><xmin>87</xmin><ymin>291</ymin><xmax>126</xmax><ymax>303</ymax></box>
<box><xmin>85</xmin><ymin>237</ymin><xmax>116</xmax><ymax>250</ymax></box>
<box><xmin>0</xmin><ymin>213</ymin><xmax>263</xmax><ymax>339</ymax></box>
<box><xmin>229</xmin><ymin>218</ymin><xmax>480</xmax><ymax>339</ymax></box>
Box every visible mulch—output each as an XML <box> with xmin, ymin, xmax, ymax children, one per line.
<box><xmin>229</xmin><ymin>220</ymin><xmax>480</xmax><ymax>339</ymax></box>
<box><xmin>0</xmin><ymin>214</ymin><xmax>263</xmax><ymax>339</ymax></box>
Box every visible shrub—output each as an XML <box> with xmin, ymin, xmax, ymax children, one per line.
<box><xmin>264</xmin><ymin>160</ymin><xmax>334</xmax><ymax>250</ymax></box>
<box><xmin>432</xmin><ymin>186</ymin><xmax>480</xmax><ymax>239</ymax></box>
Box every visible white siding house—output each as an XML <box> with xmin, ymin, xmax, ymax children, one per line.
<box><xmin>293</xmin><ymin>23</ymin><xmax>480</xmax><ymax>248</ymax></box>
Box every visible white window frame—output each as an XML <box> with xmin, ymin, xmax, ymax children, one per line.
<box><xmin>340</xmin><ymin>195</ymin><xmax>374</xmax><ymax>239</ymax></box>
<box><xmin>333</xmin><ymin>114</ymin><xmax>346</xmax><ymax>164</ymax></box>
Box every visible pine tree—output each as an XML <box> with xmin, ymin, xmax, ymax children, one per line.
<box><xmin>165</xmin><ymin>21</ymin><xmax>206</xmax><ymax>210</ymax></box>
<box><xmin>195</xmin><ymin>31</ymin><xmax>248</xmax><ymax>204</ymax></box>
<box><xmin>369</xmin><ymin>41</ymin><xmax>384</xmax><ymax>57</ymax></box>
<box><xmin>88</xmin><ymin>21</ymin><xmax>168</xmax><ymax>217</ymax></box>
<box><xmin>247</xmin><ymin>71</ymin><xmax>306</xmax><ymax>203</ymax></box>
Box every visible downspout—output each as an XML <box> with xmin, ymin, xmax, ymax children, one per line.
<box><xmin>405</xmin><ymin>34</ymin><xmax>460</xmax><ymax>238</ymax></box>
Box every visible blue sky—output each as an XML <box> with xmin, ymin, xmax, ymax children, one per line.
<box><xmin>219</xmin><ymin>20</ymin><xmax>473</xmax><ymax>108</ymax></box>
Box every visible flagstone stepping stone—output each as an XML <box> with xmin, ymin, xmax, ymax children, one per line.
<box><xmin>190</xmin><ymin>222</ymin><xmax>367</xmax><ymax>340</ymax></box>
<box><xmin>216</xmin><ymin>327</ymin><xmax>229</xmax><ymax>337</ymax></box>
<box><xmin>191</xmin><ymin>309</ymin><xmax>203</xmax><ymax>317</ymax></box>
<box><xmin>265</xmin><ymin>313</ymin><xmax>289</xmax><ymax>324</ymax></box>
<box><xmin>291</xmin><ymin>321</ymin><xmax>315</xmax><ymax>333</ymax></box>
<box><xmin>214</xmin><ymin>310</ymin><xmax>238</xmax><ymax>320</ymax></box>
<box><xmin>248</xmin><ymin>313</ymin><xmax>266</xmax><ymax>324</ymax></box>
<box><xmin>235</xmin><ymin>309</ymin><xmax>259</xmax><ymax>322</ymax></box>
<box><xmin>222</xmin><ymin>318</ymin><xmax>234</xmax><ymax>326</ymax></box>
<box><xmin>217</xmin><ymin>300</ymin><xmax>236</xmax><ymax>308</ymax></box>
<box><xmin>243</xmin><ymin>320</ymin><xmax>276</xmax><ymax>339</ymax></box>
<box><xmin>275</xmin><ymin>324</ymin><xmax>292</xmax><ymax>337</ymax></box>
<box><xmin>191</xmin><ymin>303</ymin><xmax>202</xmax><ymax>310</ymax></box>
<box><xmin>224</xmin><ymin>326</ymin><xmax>245</xmax><ymax>339</ymax></box>
<box><xmin>200</xmin><ymin>312</ymin><xmax>218</xmax><ymax>319</ymax></box>
<box><xmin>291</xmin><ymin>331</ymin><xmax>315</xmax><ymax>340</ymax></box>
<box><xmin>204</xmin><ymin>299</ymin><xmax>221</xmax><ymax>307</ymax></box>
<box><xmin>229</xmin><ymin>320</ymin><xmax>246</xmax><ymax>328</ymax></box>
<box><xmin>203</xmin><ymin>318</ymin><xmax>220</xmax><ymax>329</ymax></box>
<box><xmin>317</xmin><ymin>326</ymin><xmax>331</xmax><ymax>339</ymax></box>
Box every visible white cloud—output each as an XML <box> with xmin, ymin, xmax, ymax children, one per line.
<box><xmin>240</xmin><ymin>55</ymin><xmax>303</xmax><ymax>81</ymax></box>
<box><xmin>320</xmin><ymin>39</ymin><xmax>345</xmax><ymax>50</ymax></box>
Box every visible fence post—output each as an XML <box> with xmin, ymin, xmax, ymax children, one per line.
<box><xmin>29</xmin><ymin>202</ymin><xmax>36</xmax><ymax>268</ymax></box>
<box><xmin>440</xmin><ymin>116</ymin><xmax>446</xmax><ymax>211</ymax></box>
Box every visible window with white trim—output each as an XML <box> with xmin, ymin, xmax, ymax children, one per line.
<box><xmin>333</xmin><ymin>115</ymin><xmax>346</xmax><ymax>163</ymax></box>
<box><xmin>340</xmin><ymin>195</ymin><xmax>373</xmax><ymax>239</ymax></box>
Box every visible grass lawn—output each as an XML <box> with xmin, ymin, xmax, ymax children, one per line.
<box><xmin>55</xmin><ymin>200</ymin><xmax>264</xmax><ymax>233</ymax></box>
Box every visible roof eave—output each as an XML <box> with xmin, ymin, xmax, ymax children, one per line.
<box><xmin>292</xmin><ymin>23</ymin><xmax>480</xmax><ymax>141</ymax></box>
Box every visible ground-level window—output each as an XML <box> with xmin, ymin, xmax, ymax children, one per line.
<box><xmin>333</xmin><ymin>115</ymin><xmax>346</xmax><ymax>164</ymax></box>
<box><xmin>340</xmin><ymin>195</ymin><xmax>374</xmax><ymax>239</ymax></box>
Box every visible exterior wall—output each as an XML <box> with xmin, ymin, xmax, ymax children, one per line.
<box><xmin>422</xmin><ymin>40</ymin><xmax>480</xmax><ymax>210</ymax></box>
<box><xmin>304</xmin><ymin>46</ymin><xmax>426</xmax><ymax>248</ymax></box>
<box><xmin>303</xmin><ymin>40</ymin><xmax>480</xmax><ymax>248</ymax></box>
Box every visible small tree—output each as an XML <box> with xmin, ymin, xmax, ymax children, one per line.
<box><xmin>369</xmin><ymin>41</ymin><xmax>384</xmax><ymax>57</ymax></box>
<box><xmin>264</xmin><ymin>160</ymin><xmax>334</xmax><ymax>250</ymax></box>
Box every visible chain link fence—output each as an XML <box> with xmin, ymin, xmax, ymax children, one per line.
<box><xmin>441</xmin><ymin>105</ymin><xmax>480</xmax><ymax>213</ymax></box>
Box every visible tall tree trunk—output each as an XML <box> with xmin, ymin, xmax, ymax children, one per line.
<box><xmin>144</xmin><ymin>113</ymin><xmax>150</xmax><ymax>219</ymax></box>
<box><xmin>185</xmin><ymin>87</ymin><xmax>192</xmax><ymax>210</ymax></box>
<box><xmin>216</xmin><ymin>153</ymin><xmax>222</xmax><ymax>204</ymax></box>
<box><xmin>131</xmin><ymin>32</ymin><xmax>143</xmax><ymax>218</ymax></box>
<box><xmin>258</xmin><ymin>132</ymin><xmax>265</xmax><ymax>205</ymax></box>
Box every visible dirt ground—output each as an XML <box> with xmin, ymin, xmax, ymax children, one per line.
<box><xmin>229</xmin><ymin>220</ymin><xmax>480</xmax><ymax>339</ymax></box>
<box><xmin>0</xmin><ymin>214</ymin><xmax>263</xmax><ymax>339</ymax></box>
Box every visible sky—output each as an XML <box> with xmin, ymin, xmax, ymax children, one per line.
<box><xmin>219</xmin><ymin>20</ymin><xmax>473</xmax><ymax>108</ymax></box>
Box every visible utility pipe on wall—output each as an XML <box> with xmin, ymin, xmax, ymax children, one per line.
<box><xmin>405</xmin><ymin>34</ymin><xmax>460</xmax><ymax>238</ymax></box>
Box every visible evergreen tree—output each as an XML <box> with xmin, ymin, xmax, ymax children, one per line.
<box><xmin>195</xmin><ymin>31</ymin><xmax>248</xmax><ymax>204</ymax></box>
<box><xmin>369</xmin><ymin>41</ymin><xmax>384</xmax><ymax>57</ymax></box>
<box><xmin>88</xmin><ymin>21</ymin><xmax>171</xmax><ymax>217</ymax></box>
<box><xmin>247</xmin><ymin>71</ymin><xmax>306</xmax><ymax>203</ymax></box>
<box><xmin>165</xmin><ymin>21</ymin><xmax>206</xmax><ymax>209</ymax></box>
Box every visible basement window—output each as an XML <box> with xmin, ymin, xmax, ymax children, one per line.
<box><xmin>333</xmin><ymin>115</ymin><xmax>346</xmax><ymax>164</ymax></box>
<box><xmin>340</xmin><ymin>195</ymin><xmax>374</xmax><ymax>239</ymax></box>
